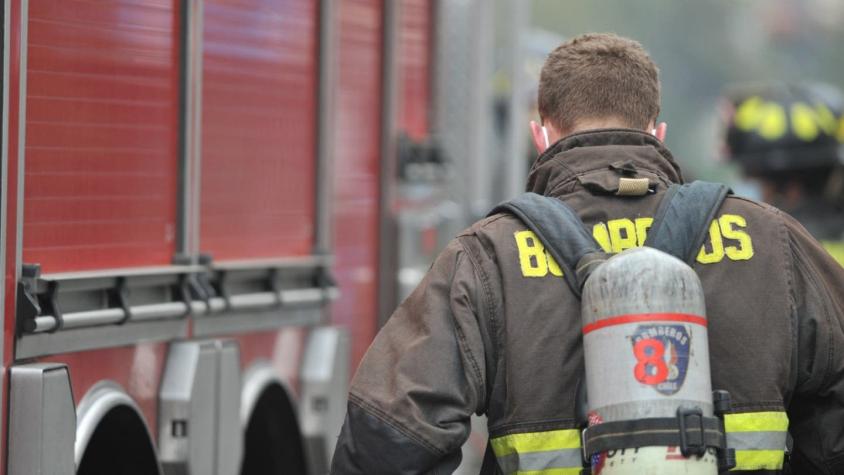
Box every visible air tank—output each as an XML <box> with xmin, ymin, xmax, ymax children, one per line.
<box><xmin>581</xmin><ymin>246</ymin><xmax>717</xmax><ymax>475</ymax></box>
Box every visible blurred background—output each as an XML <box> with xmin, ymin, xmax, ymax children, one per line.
<box><xmin>530</xmin><ymin>0</ymin><xmax>844</xmax><ymax>182</ymax></box>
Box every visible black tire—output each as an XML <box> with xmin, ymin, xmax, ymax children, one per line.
<box><xmin>241</xmin><ymin>384</ymin><xmax>309</xmax><ymax>475</ymax></box>
<box><xmin>77</xmin><ymin>405</ymin><xmax>160</xmax><ymax>475</ymax></box>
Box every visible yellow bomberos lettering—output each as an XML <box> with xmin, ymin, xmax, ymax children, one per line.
<box><xmin>635</xmin><ymin>217</ymin><xmax>653</xmax><ymax>246</ymax></box>
<box><xmin>515</xmin><ymin>214</ymin><xmax>754</xmax><ymax>277</ymax></box>
<box><xmin>514</xmin><ymin>230</ymin><xmax>547</xmax><ymax>277</ymax></box>
<box><xmin>719</xmin><ymin>214</ymin><xmax>754</xmax><ymax>260</ymax></box>
<box><xmin>592</xmin><ymin>223</ymin><xmax>612</xmax><ymax>253</ymax></box>
<box><xmin>696</xmin><ymin>219</ymin><xmax>725</xmax><ymax>264</ymax></box>
<box><xmin>547</xmin><ymin>249</ymin><xmax>563</xmax><ymax>276</ymax></box>
<box><xmin>514</xmin><ymin>230</ymin><xmax>563</xmax><ymax>278</ymax></box>
<box><xmin>590</xmin><ymin>214</ymin><xmax>754</xmax><ymax>265</ymax></box>
<box><xmin>592</xmin><ymin>217</ymin><xmax>653</xmax><ymax>252</ymax></box>
<box><xmin>607</xmin><ymin>218</ymin><xmax>637</xmax><ymax>253</ymax></box>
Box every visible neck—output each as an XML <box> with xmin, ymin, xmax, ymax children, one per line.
<box><xmin>565</xmin><ymin>117</ymin><xmax>645</xmax><ymax>136</ymax></box>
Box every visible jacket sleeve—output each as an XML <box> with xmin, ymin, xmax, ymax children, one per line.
<box><xmin>330</xmin><ymin>239</ymin><xmax>488</xmax><ymax>475</ymax></box>
<box><xmin>784</xmin><ymin>213</ymin><xmax>844</xmax><ymax>474</ymax></box>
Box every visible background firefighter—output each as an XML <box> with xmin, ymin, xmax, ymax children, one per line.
<box><xmin>721</xmin><ymin>82</ymin><xmax>844</xmax><ymax>265</ymax></box>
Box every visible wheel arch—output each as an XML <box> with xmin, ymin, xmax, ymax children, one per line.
<box><xmin>240</xmin><ymin>360</ymin><xmax>299</xmax><ymax>429</ymax></box>
<box><xmin>240</xmin><ymin>360</ymin><xmax>309</xmax><ymax>475</ymax></box>
<box><xmin>75</xmin><ymin>381</ymin><xmax>162</xmax><ymax>474</ymax></box>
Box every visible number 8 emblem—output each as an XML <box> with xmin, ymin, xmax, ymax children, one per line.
<box><xmin>633</xmin><ymin>339</ymin><xmax>668</xmax><ymax>385</ymax></box>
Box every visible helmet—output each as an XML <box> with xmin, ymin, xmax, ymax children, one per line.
<box><xmin>722</xmin><ymin>82</ymin><xmax>844</xmax><ymax>176</ymax></box>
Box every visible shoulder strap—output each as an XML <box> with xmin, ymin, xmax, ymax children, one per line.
<box><xmin>488</xmin><ymin>192</ymin><xmax>600</xmax><ymax>297</ymax></box>
<box><xmin>645</xmin><ymin>181</ymin><xmax>731</xmax><ymax>265</ymax></box>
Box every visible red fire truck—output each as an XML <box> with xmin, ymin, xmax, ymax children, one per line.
<box><xmin>0</xmin><ymin>0</ymin><xmax>443</xmax><ymax>473</ymax></box>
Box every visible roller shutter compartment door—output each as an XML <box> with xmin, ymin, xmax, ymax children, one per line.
<box><xmin>200</xmin><ymin>0</ymin><xmax>319</xmax><ymax>260</ymax></box>
<box><xmin>24</xmin><ymin>1</ymin><xmax>181</xmax><ymax>272</ymax></box>
<box><xmin>332</xmin><ymin>0</ymin><xmax>384</xmax><ymax>369</ymax></box>
<box><xmin>399</xmin><ymin>0</ymin><xmax>432</xmax><ymax>141</ymax></box>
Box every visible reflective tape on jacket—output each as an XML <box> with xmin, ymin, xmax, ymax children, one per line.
<box><xmin>725</xmin><ymin>411</ymin><xmax>789</xmax><ymax>471</ymax></box>
<box><xmin>490</xmin><ymin>429</ymin><xmax>582</xmax><ymax>475</ymax></box>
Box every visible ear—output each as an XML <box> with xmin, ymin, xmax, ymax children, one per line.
<box><xmin>530</xmin><ymin>120</ymin><xmax>548</xmax><ymax>154</ymax></box>
<box><xmin>655</xmin><ymin>122</ymin><xmax>667</xmax><ymax>142</ymax></box>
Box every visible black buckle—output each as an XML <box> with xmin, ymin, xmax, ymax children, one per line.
<box><xmin>713</xmin><ymin>390</ymin><xmax>737</xmax><ymax>473</ymax></box>
<box><xmin>678</xmin><ymin>406</ymin><xmax>706</xmax><ymax>457</ymax></box>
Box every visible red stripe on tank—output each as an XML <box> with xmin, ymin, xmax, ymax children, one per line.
<box><xmin>582</xmin><ymin>313</ymin><xmax>707</xmax><ymax>335</ymax></box>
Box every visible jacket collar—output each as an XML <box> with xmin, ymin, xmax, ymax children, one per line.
<box><xmin>526</xmin><ymin>128</ymin><xmax>685</xmax><ymax>197</ymax></box>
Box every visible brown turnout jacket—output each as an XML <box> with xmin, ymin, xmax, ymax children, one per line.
<box><xmin>331</xmin><ymin>129</ymin><xmax>844</xmax><ymax>474</ymax></box>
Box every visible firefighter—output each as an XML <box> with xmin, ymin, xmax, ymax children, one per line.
<box><xmin>331</xmin><ymin>33</ymin><xmax>844</xmax><ymax>474</ymax></box>
<box><xmin>721</xmin><ymin>82</ymin><xmax>844</xmax><ymax>265</ymax></box>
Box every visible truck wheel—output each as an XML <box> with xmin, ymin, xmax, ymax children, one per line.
<box><xmin>241</xmin><ymin>384</ymin><xmax>308</xmax><ymax>475</ymax></box>
<box><xmin>77</xmin><ymin>405</ymin><xmax>161</xmax><ymax>475</ymax></box>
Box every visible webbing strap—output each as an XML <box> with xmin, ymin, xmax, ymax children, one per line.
<box><xmin>646</xmin><ymin>181</ymin><xmax>731</xmax><ymax>265</ymax></box>
<box><xmin>583</xmin><ymin>415</ymin><xmax>724</xmax><ymax>458</ymax></box>
<box><xmin>488</xmin><ymin>192</ymin><xmax>600</xmax><ymax>297</ymax></box>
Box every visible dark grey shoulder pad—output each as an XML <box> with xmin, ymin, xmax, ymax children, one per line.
<box><xmin>489</xmin><ymin>192</ymin><xmax>599</xmax><ymax>296</ymax></box>
<box><xmin>646</xmin><ymin>181</ymin><xmax>730</xmax><ymax>264</ymax></box>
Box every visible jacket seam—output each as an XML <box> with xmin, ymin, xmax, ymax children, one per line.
<box><xmin>778</xmin><ymin>207</ymin><xmax>799</xmax><ymax>406</ymax></box>
<box><xmin>348</xmin><ymin>393</ymin><xmax>445</xmax><ymax>456</ymax></box>
<box><xmin>788</xmin><ymin>220</ymin><xmax>837</xmax><ymax>392</ymax></box>
<box><xmin>728</xmin><ymin>401</ymin><xmax>786</xmax><ymax>412</ymax></box>
<box><xmin>813</xmin><ymin>265</ymin><xmax>836</xmax><ymax>391</ymax></box>
<box><xmin>449</xmin><ymin>249</ymin><xmax>485</xmax><ymax>407</ymax></box>
<box><xmin>458</xmin><ymin>236</ymin><xmax>499</xmax><ymax>411</ymax></box>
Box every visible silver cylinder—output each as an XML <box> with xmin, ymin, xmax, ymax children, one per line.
<box><xmin>581</xmin><ymin>246</ymin><xmax>716</xmax><ymax>474</ymax></box>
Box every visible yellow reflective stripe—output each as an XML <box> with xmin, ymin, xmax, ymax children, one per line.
<box><xmin>724</xmin><ymin>411</ymin><xmax>788</xmax><ymax>433</ymax></box>
<box><xmin>490</xmin><ymin>429</ymin><xmax>580</xmax><ymax>457</ymax></box>
<box><xmin>512</xmin><ymin>469</ymin><xmax>581</xmax><ymax>475</ymax></box>
<box><xmin>733</xmin><ymin>450</ymin><xmax>784</xmax><ymax>471</ymax></box>
<box><xmin>725</xmin><ymin>412</ymin><xmax>788</xmax><ymax>471</ymax></box>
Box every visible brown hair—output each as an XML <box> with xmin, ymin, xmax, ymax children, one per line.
<box><xmin>538</xmin><ymin>33</ymin><xmax>660</xmax><ymax>132</ymax></box>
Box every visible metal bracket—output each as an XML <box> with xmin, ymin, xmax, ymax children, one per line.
<box><xmin>109</xmin><ymin>277</ymin><xmax>132</xmax><ymax>325</ymax></box>
<box><xmin>16</xmin><ymin>263</ymin><xmax>42</xmax><ymax>335</ymax></box>
<box><xmin>18</xmin><ymin>263</ymin><xmax>204</xmax><ymax>336</ymax></box>
<box><xmin>713</xmin><ymin>390</ymin><xmax>737</xmax><ymax>473</ymax></box>
<box><xmin>44</xmin><ymin>281</ymin><xmax>64</xmax><ymax>333</ymax></box>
